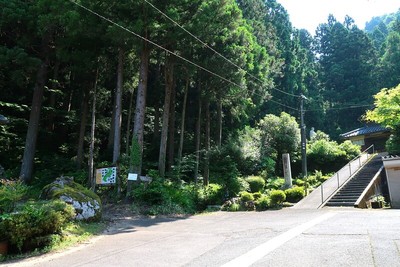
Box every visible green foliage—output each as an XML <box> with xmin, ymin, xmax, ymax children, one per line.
<box><xmin>240</xmin><ymin>191</ymin><xmax>254</xmax><ymax>202</ymax></box>
<box><xmin>366</xmin><ymin>85</ymin><xmax>400</xmax><ymax>154</ymax></box>
<box><xmin>209</xmin><ymin>146</ymin><xmax>241</xmax><ymax>197</ymax></box>
<box><xmin>0</xmin><ymin>180</ymin><xmax>28</xmax><ymax>214</ymax></box>
<box><xmin>269</xmin><ymin>190</ymin><xmax>286</xmax><ymax>207</ymax></box>
<box><xmin>255</xmin><ymin>195</ymin><xmax>270</xmax><ymax>211</ymax></box>
<box><xmin>130</xmin><ymin>136</ymin><xmax>142</xmax><ymax>172</ymax></box>
<box><xmin>266</xmin><ymin>177</ymin><xmax>285</xmax><ymax>190</ymax></box>
<box><xmin>245</xmin><ymin>176</ymin><xmax>265</xmax><ymax>192</ymax></box>
<box><xmin>131</xmin><ymin>176</ymin><xmax>223</xmax><ymax>214</ymax></box>
<box><xmin>228</xmin><ymin>203</ymin><xmax>241</xmax><ymax>212</ymax></box>
<box><xmin>284</xmin><ymin>187</ymin><xmax>305</xmax><ymax>203</ymax></box>
<box><xmin>258</xmin><ymin>112</ymin><xmax>301</xmax><ymax>175</ymax></box>
<box><xmin>252</xmin><ymin>192</ymin><xmax>262</xmax><ymax>200</ymax></box>
<box><xmin>131</xmin><ymin>177</ymin><xmax>168</xmax><ymax>206</ymax></box>
<box><xmin>3</xmin><ymin>200</ymin><xmax>75</xmax><ymax>252</ymax></box>
<box><xmin>307</xmin><ymin>134</ymin><xmax>360</xmax><ymax>173</ymax></box>
<box><xmin>196</xmin><ymin>183</ymin><xmax>225</xmax><ymax>210</ymax></box>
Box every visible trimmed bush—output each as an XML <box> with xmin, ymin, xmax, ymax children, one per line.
<box><xmin>284</xmin><ymin>187</ymin><xmax>305</xmax><ymax>203</ymax></box>
<box><xmin>240</xmin><ymin>191</ymin><xmax>254</xmax><ymax>202</ymax></box>
<box><xmin>228</xmin><ymin>203</ymin><xmax>240</xmax><ymax>212</ymax></box>
<box><xmin>255</xmin><ymin>195</ymin><xmax>270</xmax><ymax>211</ymax></box>
<box><xmin>269</xmin><ymin>190</ymin><xmax>286</xmax><ymax>206</ymax></box>
<box><xmin>246</xmin><ymin>176</ymin><xmax>265</xmax><ymax>193</ymax></box>
<box><xmin>252</xmin><ymin>192</ymin><xmax>262</xmax><ymax>200</ymax></box>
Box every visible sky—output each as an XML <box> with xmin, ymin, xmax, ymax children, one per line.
<box><xmin>276</xmin><ymin>0</ymin><xmax>400</xmax><ymax>34</ymax></box>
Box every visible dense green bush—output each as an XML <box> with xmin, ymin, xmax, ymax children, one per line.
<box><xmin>284</xmin><ymin>187</ymin><xmax>305</xmax><ymax>203</ymax></box>
<box><xmin>245</xmin><ymin>176</ymin><xmax>265</xmax><ymax>193</ymax></box>
<box><xmin>3</xmin><ymin>200</ymin><xmax>75</xmax><ymax>252</ymax></box>
<box><xmin>240</xmin><ymin>191</ymin><xmax>254</xmax><ymax>202</ymax></box>
<box><xmin>255</xmin><ymin>195</ymin><xmax>270</xmax><ymax>211</ymax></box>
<box><xmin>131</xmin><ymin>177</ymin><xmax>167</xmax><ymax>205</ymax></box>
<box><xmin>228</xmin><ymin>203</ymin><xmax>241</xmax><ymax>212</ymax></box>
<box><xmin>266</xmin><ymin>177</ymin><xmax>285</xmax><ymax>190</ymax></box>
<box><xmin>196</xmin><ymin>183</ymin><xmax>224</xmax><ymax>210</ymax></box>
<box><xmin>307</xmin><ymin>137</ymin><xmax>361</xmax><ymax>173</ymax></box>
<box><xmin>269</xmin><ymin>190</ymin><xmax>286</xmax><ymax>206</ymax></box>
<box><xmin>252</xmin><ymin>192</ymin><xmax>262</xmax><ymax>200</ymax></box>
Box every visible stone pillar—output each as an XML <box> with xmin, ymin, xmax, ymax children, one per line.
<box><xmin>382</xmin><ymin>155</ymin><xmax>400</xmax><ymax>208</ymax></box>
<box><xmin>282</xmin><ymin>153</ymin><xmax>292</xmax><ymax>188</ymax></box>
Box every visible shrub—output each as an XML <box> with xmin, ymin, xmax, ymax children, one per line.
<box><xmin>196</xmin><ymin>183</ymin><xmax>224</xmax><ymax>210</ymax></box>
<box><xmin>255</xmin><ymin>195</ymin><xmax>270</xmax><ymax>211</ymax></box>
<box><xmin>131</xmin><ymin>177</ymin><xmax>167</xmax><ymax>205</ymax></box>
<box><xmin>266</xmin><ymin>177</ymin><xmax>285</xmax><ymax>190</ymax></box>
<box><xmin>228</xmin><ymin>203</ymin><xmax>240</xmax><ymax>212</ymax></box>
<box><xmin>252</xmin><ymin>192</ymin><xmax>262</xmax><ymax>200</ymax></box>
<box><xmin>240</xmin><ymin>191</ymin><xmax>254</xmax><ymax>202</ymax></box>
<box><xmin>284</xmin><ymin>187</ymin><xmax>305</xmax><ymax>203</ymax></box>
<box><xmin>246</xmin><ymin>176</ymin><xmax>265</xmax><ymax>193</ymax></box>
<box><xmin>208</xmin><ymin>146</ymin><xmax>240</xmax><ymax>197</ymax></box>
<box><xmin>293</xmin><ymin>178</ymin><xmax>305</xmax><ymax>186</ymax></box>
<box><xmin>0</xmin><ymin>180</ymin><xmax>28</xmax><ymax>213</ymax></box>
<box><xmin>4</xmin><ymin>200</ymin><xmax>75</xmax><ymax>252</ymax></box>
<box><xmin>269</xmin><ymin>190</ymin><xmax>286</xmax><ymax>206</ymax></box>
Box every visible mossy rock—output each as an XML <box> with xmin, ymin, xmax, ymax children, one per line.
<box><xmin>42</xmin><ymin>176</ymin><xmax>102</xmax><ymax>221</ymax></box>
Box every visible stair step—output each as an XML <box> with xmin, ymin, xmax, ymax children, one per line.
<box><xmin>322</xmin><ymin>155</ymin><xmax>383</xmax><ymax>208</ymax></box>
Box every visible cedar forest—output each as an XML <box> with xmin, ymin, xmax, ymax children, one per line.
<box><xmin>2</xmin><ymin>0</ymin><xmax>400</xmax><ymax>197</ymax></box>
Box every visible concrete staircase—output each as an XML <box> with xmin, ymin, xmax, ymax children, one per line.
<box><xmin>324</xmin><ymin>155</ymin><xmax>383</xmax><ymax>207</ymax></box>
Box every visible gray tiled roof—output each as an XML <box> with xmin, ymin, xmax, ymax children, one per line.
<box><xmin>340</xmin><ymin>124</ymin><xmax>390</xmax><ymax>138</ymax></box>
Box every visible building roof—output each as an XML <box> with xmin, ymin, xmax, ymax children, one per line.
<box><xmin>340</xmin><ymin>124</ymin><xmax>390</xmax><ymax>138</ymax></box>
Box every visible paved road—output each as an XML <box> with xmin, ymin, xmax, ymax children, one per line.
<box><xmin>3</xmin><ymin>208</ymin><xmax>400</xmax><ymax>267</ymax></box>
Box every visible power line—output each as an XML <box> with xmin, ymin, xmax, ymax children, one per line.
<box><xmin>68</xmin><ymin>0</ymin><xmax>300</xmax><ymax>112</ymax></box>
<box><xmin>305</xmin><ymin>104</ymin><xmax>373</xmax><ymax>112</ymax></box>
<box><xmin>142</xmin><ymin>0</ymin><xmax>299</xmax><ymax>98</ymax></box>
<box><xmin>68</xmin><ymin>0</ymin><xmax>246</xmax><ymax>91</ymax></box>
<box><xmin>269</xmin><ymin>98</ymin><xmax>299</xmax><ymax>111</ymax></box>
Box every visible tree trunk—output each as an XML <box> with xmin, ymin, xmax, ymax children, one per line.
<box><xmin>107</xmin><ymin>105</ymin><xmax>116</xmax><ymax>153</ymax></box>
<box><xmin>158</xmin><ymin>55</ymin><xmax>174</xmax><ymax>177</ymax></box>
<box><xmin>167</xmin><ymin>78</ymin><xmax>176</xmax><ymax>173</ymax></box>
<box><xmin>152</xmin><ymin>105</ymin><xmax>160</xmax><ymax>143</ymax></box>
<box><xmin>203</xmin><ymin>98</ymin><xmax>210</xmax><ymax>186</ymax></box>
<box><xmin>19</xmin><ymin>34</ymin><xmax>51</xmax><ymax>183</ymax></box>
<box><xmin>217</xmin><ymin>99</ymin><xmax>222</xmax><ymax>149</ymax></box>
<box><xmin>113</xmin><ymin>47</ymin><xmax>124</xmax><ymax>164</ymax></box>
<box><xmin>76</xmin><ymin>89</ymin><xmax>89</xmax><ymax>169</ymax></box>
<box><xmin>128</xmin><ymin>40</ymin><xmax>150</xmax><ymax>193</ymax></box>
<box><xmin>88</xmin><ymin>67</ymin><xmax>99</xmax><ymax>191</ymax></box>
<box><xmin>194</xmin><ymin>82</ymin><xmax>202</xmax><ymax>184</ymax></box>
<box><xmin>48</xmin><ymin>62</ymin><xmax>60</xmax><ymax>131</ymax></box>
<box><xmin>177</xmin><ymin>75</ymin><xmax>189</xmax><ymax>172</ymax></box>
<box><xmin>125</xmin><ymin>89</ymin><xmax>135</xmax><ymax>155</ymax></box>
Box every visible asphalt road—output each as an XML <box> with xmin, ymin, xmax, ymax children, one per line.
<box><xmin>3</xmin><ymin>208</ymin><xmax>400</xmax><ymax>267</ymax></box>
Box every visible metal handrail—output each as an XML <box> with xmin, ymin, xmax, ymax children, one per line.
<box><xmin>320</xmin><ymin>145</ymin><xmax>375</xmax><ymax>205</ymax></box>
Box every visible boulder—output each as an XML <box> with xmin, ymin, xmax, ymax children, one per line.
<box><xmin>41</xmin><ymin>176</ymin><xmax>102</xmax><ymax>221</ymax></box>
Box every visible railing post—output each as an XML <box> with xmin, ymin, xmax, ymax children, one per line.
<box><xmin>349</xmin><ymin>163</ymin><xmax>352</xmax><ymax>176</ymax></box>
<box><xmin>337</xmin><ymin>172</ymin><xmax>340</xmax><ymax>188</ymax></box>
<box><xmin>321</xmin><ymin>185</ymin><xmax>324</xmax><ymax>204</ymax></box>
<box><xmin>359</xmin><ymin>156</ymin><xmax>361</xmax><ymax>167</ymax></box>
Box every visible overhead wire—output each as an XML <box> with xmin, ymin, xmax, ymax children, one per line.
<box><xmin>68</xmin><ymin>0</ymin><xmax>244</xmax><ymax>90</ymax></box>
<box><xmin>142</xmin><ymin>0</ymin><xmax>299</xmax><ymax>98</ymax></box>
<box><xmin>305</xmin><ymin>104</ymin><xmax>374</xmax><ymax>112</ymax></box>
<box><xmin>68</xmin><ymin>0</ymin><xmax>300</xmax><ymax>112</ymax></box>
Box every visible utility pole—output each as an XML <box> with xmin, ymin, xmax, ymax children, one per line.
<box><xmin>300</xmin><ymin>94</ymin><xmax>308</xmax><ymax>194</ymax></box>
